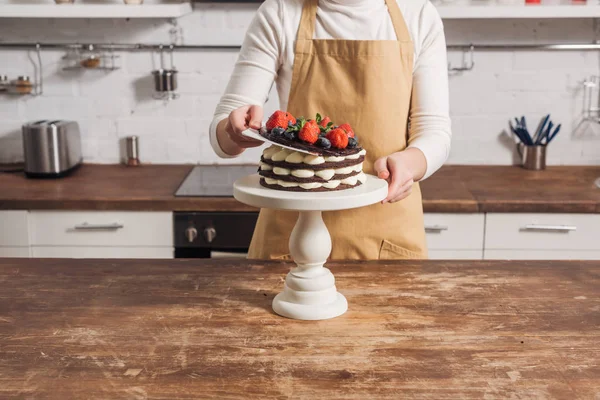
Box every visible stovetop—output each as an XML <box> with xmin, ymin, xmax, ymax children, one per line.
<box><xmin>174</xmin><ymin>165</ymin><xmax>258</xmax><ymax>197</ymax></box>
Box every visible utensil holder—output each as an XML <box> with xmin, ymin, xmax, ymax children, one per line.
<box><xmin>518</xmin><ymin>144</ymin><xmax>546</xmax><ymax>170</ymax></box>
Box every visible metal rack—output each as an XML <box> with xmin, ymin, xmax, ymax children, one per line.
<box><xmin>0</xmin><ymin>41</ymin><xmax>598</xmax><ymax>96</ymax></box>
<box><xmin>0</xmin><ymin>44</ymin><xmax>43</xmax><ymax>96</ymax></box>
<box><xmin>0</xmin><ymin>41</ymin><xmax>599</xmax><ymax>52</ymax></box>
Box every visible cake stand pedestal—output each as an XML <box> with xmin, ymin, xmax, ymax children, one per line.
<box><xmin>233</xmin><ymin>174</ymin><xmax>388</xmax><ymax>320</ymax></box>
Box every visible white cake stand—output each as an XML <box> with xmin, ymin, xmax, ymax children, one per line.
<box><xmin>233</xmin><ymin>174</ymin><xmax>388</xmax><ymax>321</ymax></box>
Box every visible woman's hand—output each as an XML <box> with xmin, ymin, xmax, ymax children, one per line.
<box><xmin>374</xmin><ymin>148</ymin><xmax>427</xmax><ymax>203</ymax></box>
<box><xmin>216</xmin><ymin>105</ymin><xmax>265</xmax><ymax>156</ymax></box>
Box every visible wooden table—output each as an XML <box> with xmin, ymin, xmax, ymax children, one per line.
<box><xmin>0</xmin><ymin>259</ymin><xmax>598</xmax><ymax>399</ymax></box>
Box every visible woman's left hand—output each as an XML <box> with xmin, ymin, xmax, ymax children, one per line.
<box><xmin>374</xmin><ymin>151</ymin><xmax>417</xmax><ymax>203</ymax></box>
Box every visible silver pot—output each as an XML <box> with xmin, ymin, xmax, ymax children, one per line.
<box><xmin>152</xmin><ymin>68</ymin><xmax>178</xmax><ymax>92</ymax></box>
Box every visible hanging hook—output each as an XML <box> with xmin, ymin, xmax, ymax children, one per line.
<box><xmin>158</xmin><ymin>44</ymin><xmax>165</xmax><ymax>70</ymax></box>
<box><xmin>448</xmin><ymin>44</ymin><xmax>475</xmax><ymax>73</ymax></box>
<box><xmin>35</xmin><ymin>43</ymin><xmax>43</xmax><ymax>96</ymax></box>
<box><xmin>169</xmin><ymin>44</ymin><xmax>175</xmax><ymax>71</ymax></box>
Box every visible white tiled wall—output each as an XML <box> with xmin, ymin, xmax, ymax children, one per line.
<box><xmin>0</xmin><ymin>2</ymin><xmax>599</xmax><ymax>166</ymax></box>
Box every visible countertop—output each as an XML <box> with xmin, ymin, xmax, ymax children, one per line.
<box><xmin>0</xmin><ymin>164</ymin><xmax>599</xmax><ymax>213</ymax></box>
<box><xmin>0</xmin><ymin>258</ymin><xmax>598</xmax><ymax>399</ymax></box>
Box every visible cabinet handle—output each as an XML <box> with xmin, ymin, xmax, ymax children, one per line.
<box><xmin>425</xmin><ymin>225</ymin><xmax>448</xmax><ymax>233</ymax></box>
<box><xmin>521</xmin><ymin>224</ymin><xmax>577</xmax><ymax>232</ymax></box>
<box><xmin>74</xmin><ymin>222</ymin><xmax>124</xmax><ymax>231</ymax></box>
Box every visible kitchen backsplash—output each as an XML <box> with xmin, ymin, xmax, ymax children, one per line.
<box><xmin>0</xmin><ymin>2</ymin><xmax>599</xmax><ymax>166</ymax></box>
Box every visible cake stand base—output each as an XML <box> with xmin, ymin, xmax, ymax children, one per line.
<box><xmin>233</xmin><ymin>174</ymin><xmax>388</xmax><ymax>321</ymax></box>
<box><xmin>273</xmin><ymin>292</ymin><xmax>347</xmax><ymax>321</ymax></box>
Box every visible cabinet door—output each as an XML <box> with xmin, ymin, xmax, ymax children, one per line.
<box><xmin>424</xmin><ymin>213</ymin><xmax>485</xmax><ymax>250</ymax></box>
<box><xmin>31</xmin><ymin>246</ymin><xmax>173</xmax><ymax>259</ymax></box>
<box><xmin>0</xmin><ymin>247</ymin><xmax>30</xmax><ymax>258</ymax></box>
<box><xmin>30</xmin><ymin>211</ymin><xmax>172</xmax><ymax>247</ymax></box>
<box><xmin>485</xmin><ymin>250</ymin><xmax>600</xmax><ymax>260</ymax></box>
<box><xmin>0</xmin><ymin>211</ymin><xmax>29</xmax><ymax>247</ymax></box>
<box><xmin>428</xmin><ymin>250</ymin><xmax>483</xmax><ymax>260</ymax></box>
<box><xmin>485</xmin><ymin>213</ymin><xmax>600</xmax><ymax>251</ymax></box>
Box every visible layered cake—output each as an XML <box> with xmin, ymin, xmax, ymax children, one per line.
<box><xmin>258</xmin><ymin>111</ymin><xmax>366</xmax><ymax>192</ymax></box>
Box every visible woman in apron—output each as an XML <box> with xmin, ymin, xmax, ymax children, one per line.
<box><xmin>210</xmin><ymin>0</ymin><xmax>452</xmax><ymax>260</ymax></box>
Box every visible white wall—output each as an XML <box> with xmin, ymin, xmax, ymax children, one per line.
<box><xmin>0</xmin><ymin>2</ymin><xmax>599</xmax><ymax>166</ymax></box>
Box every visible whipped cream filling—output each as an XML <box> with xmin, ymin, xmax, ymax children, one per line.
<box><xmin>273</xmin><ymin>167</ymin><xmax>291</xmax><ymax>176</ymax></box>
<box><xmin>262</xmin><ymin>146</ymin><xmax>280</xmax><ymax>160</ymax></box>
<box><xmin>323</xmin><ymin>180</ymin><xmax>341</xmax><ymax>189</ymax></box>
<box><xmin>262</xmin><ymin>146</ymin><xmax>364</xmax><ymax>165</ymax></box>
<box><xmin>272</xmin><ymin>149</ymin><xmax>292</xmax><ymax>162</ymax></box>
<box><xmin>315</xmin><ymin>169</ymin><xmax>335</xmax><ymax>180</ymax></box>
<box><xmin>285</xmin><ymin>152</ymin><xmax>305</xmax><ymax>164</ymax></box>
<box><xmin>291</xmin><ymin>169</ymin><xmax>315</xmax><ymax>178</ymax></box>
<box><xmin>335</xmin><ymin>166</ymin><xmax>354</xmax><ymax>175</ymax></box>
<box><xmin>259</xmin><ymin>162</ymin><xmax>273</xmax><ymax>171</ymax></box>
<box><xmin>263</xmin><ymin>176</ymin><xmax>362</xmax><ymax>190</ymax></box>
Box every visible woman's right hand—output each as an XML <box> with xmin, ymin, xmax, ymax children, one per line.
<box><xmin>224</xmin><ymin>104</ymin><xmax>265</xmax><ymax>149</ymax></box>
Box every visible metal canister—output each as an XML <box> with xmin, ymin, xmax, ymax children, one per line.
<box><xmin>125</xmin><ymin>136</ymin><xmax>140</xmax><ymax>166</ymax></box>
<box><xmin>518</xmin><ymin>144</ymin><xmax>546</xmax><ymax>170</ymax></box>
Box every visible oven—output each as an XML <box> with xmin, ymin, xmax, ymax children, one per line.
<box><xmin>173</xmin><ymin>212</ymin><xmax>259</xmax><ymax>258</ymax></box>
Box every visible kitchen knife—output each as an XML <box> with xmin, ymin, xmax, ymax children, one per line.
<box><xmin>241</xmin><ymin>128</ymin><xmax>320</xmax><ymax>156</ymax></box>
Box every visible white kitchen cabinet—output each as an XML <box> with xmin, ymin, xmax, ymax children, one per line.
<box><xmin>24</xmin><ymin>211</ymin><xmax>174</xmax><ymax>259</ymax></box>
<box><xmin>485</xmin><ymin>250</ymin><xmax>600</xmax><ymax>261</ymax></box>
<box><xmin>0</xmin><ymin>211</ymin><xmax>29</xmax><ymax>247</ymax></box>
<box><xmin>32</xmin><ymin>246</ymin><xmax>172</xmax><ymax>259</ymax></box>
<box><xmin>484</xmin><ymin>213</ymin><xmax>600</xmax><ymax>260</ymax></box>
<box><xmin>0</xmin><ymin>247</ymin><xmax>30</xmax><ymax>258</ymax></box>
<box><xmin>424</xmin><ymin>213</ymin><xmax>485</xmax><ymax>259</ymax></box>
<box><xmin>29</xmin><ymin>211</ymin><xmax>172</xmax><ymax>247</ymax></box>
<box><xmin>0</xmin><ymin>211</ymin><xmax>30</xmax><ymax>257</ymax></box>
<box><xmin>428</xmin><ymin>250</ymin><xmax>483</xmax><ymax>260</ymax></box>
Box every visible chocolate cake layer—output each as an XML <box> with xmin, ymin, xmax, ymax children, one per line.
<box><xmin>260</xmin><ymin>178</ymin><xmax>362</xmax><ymax>192</ymax></box>
<box><xmin>260</xmin><ymin>156</ymin><xmax>365</xmax><ymax>171</ymax></box>
<box><xmin>263</xmin><ymin>133</ymin><xmax>363</xmax><ymax>157</ymax></box>
<box><xmin>258</xmin><ymin>169</ymin><xmax>360</xmax><ymax>183</ymax></box>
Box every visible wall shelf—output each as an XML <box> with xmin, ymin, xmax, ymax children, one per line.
<box><xmin>437</xmin><ymin>5</ymin><xmax>600</xmax><ymax>19</ymax></box>
<box><xmin>0</xmin><ymin>2</ymin><xmax>192</xmax><ymax>18</ymax></box>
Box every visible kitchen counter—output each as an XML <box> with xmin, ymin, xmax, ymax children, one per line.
<box><xmin>0</xmin><ymin>258</ymin><xmax>598</xmax><ymax>398</ymax></box>
<box><xmin>0</xmin><ymin>164</ymin><xmax>598</xmax><ymax>213</ymax></box>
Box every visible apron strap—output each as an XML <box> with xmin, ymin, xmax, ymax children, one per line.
<box><xmin>384</xmin><ymin>0</ymin><xmax>411</xmax><ymax>42</ymax></box>
<box><xmin>296</xmin><ymin>0</ymin><xmax>318</xmax><ymax>44</ymax></box>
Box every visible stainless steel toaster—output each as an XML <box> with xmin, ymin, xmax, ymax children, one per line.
<box><xmin>22</xmin><ymin>120</ymin><xmax>82</xmax><ymax>178</ymax></box>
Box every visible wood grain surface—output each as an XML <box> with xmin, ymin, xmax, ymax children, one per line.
<box><xmin>0</xmin><ymin>164</ymin><xmax>598</xmax><ymax>213</ymax></box>
<box><xmin>0</xmin><ymin>258</ymin><xmax>598</xmax><ymax>399</ymax></box>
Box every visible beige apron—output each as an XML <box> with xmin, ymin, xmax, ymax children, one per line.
<box><xmin>248</xmin><ymin>0</ymin><xmax>427</xmax><ymax>260</ymax></box>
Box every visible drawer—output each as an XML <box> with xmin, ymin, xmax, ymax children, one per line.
<box><xmin>0</xmin><ymin>246</ymin><xmax>30</xmax><ymax>258</ymax></box>
<box><xmin>424</xmin><ymin>213</ymin><xmax>484</xmax><ymax>250</ymax></box>
<box><xmin>485</xmin><ymin>250</ymin><xmax>600</xmax><ymax>260</ymax></box>
<box><xmin>485</xmin><ymin>213</ymin><xmax>600</xmax><ymax>250</ymax></box>
<box><xmin>0</xmin><ymin>211</ymin><xmax>29</xmax><ymax>247</ymax></box>
<box><xmin>30</xmin><ymin>211</ymin><xmax>172</xmax><ymax>247</ymax></box>
<box><xmin>428</xmin><ymin>250</ymin><xmax>483</xmax><ymax>260</ymax></box>
<box><xmin>32</xmin><ymin>246</ymin><xmax>173</xmax><ymax>259</ymax></box>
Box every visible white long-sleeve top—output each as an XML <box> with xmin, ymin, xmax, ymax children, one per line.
<box><xmin>209</xmin><ymin>0</ymin><xmax>451</xmax><ymax>180</ymax></box>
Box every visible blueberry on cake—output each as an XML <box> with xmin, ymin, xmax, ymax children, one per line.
<box><xmin>258</xmin><ymin>111</ymin><xmax>366</xmax><ymax>192</ymax></box>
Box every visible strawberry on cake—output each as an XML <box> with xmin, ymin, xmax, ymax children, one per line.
<box><xmin>258</xmin><ymin>111</ymin><xmax>367</xmax><ymax>192</ymax></box>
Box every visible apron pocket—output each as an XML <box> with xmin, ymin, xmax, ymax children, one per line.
<box><xmin>379</xmin><ymin>239</ymin><xmax>425</xmax><ymax>260</ymax></box>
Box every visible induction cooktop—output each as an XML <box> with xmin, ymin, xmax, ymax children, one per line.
<box><xmin>174</xmin><ymin>165</ymin><xmax>258</xmax><ymax>197</ymax></box>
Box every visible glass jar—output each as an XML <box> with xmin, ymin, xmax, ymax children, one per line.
<box><xmin>12</xmin><ymin>76</ymin><xmax>33</xmax><ymax>95</ymax></box>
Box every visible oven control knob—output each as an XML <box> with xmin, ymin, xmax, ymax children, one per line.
<box><xmin>185</xmin><ymin>226</ymin><xmax>198</xmax><ymax>243</ymax></box>
<box><xmin>203</xmin><ymin>227</ymin><xmax>217</xmax><ymax>244</ymax></box>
